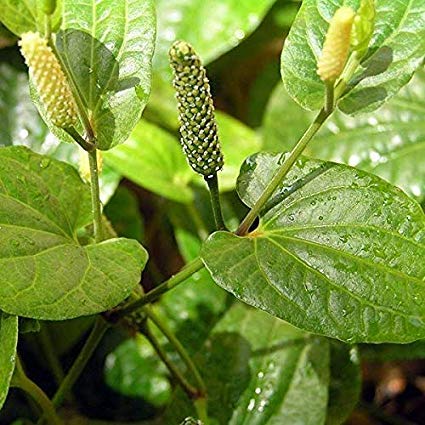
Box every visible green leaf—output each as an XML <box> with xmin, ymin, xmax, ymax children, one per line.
<box><xmin>326</xmin><ymin>343</ymin><xmax>361</xmax><ymax>425</ymax></box>
<box><xmin>104</xmin><ymin>120</ymin><xmax>194</xmax><ymax>203</ymax></box>
<box><xmin>0</xmin><ymin>312</ymin><xmax>18</xmax><ymax>410</ymax></box>
<box><xmin>164</xmin><ymin>303</ymin><xmax>330</xmax><ymax>425</ymax></box>
<box><xmin>105</xmin><ymin>335</ymin><xmax>171</xmax><ymax>406</ymax></box>
<box><xmin>281</xmin><ymin>0</ymin><xmax>425</xmax><ymax>114</ymax></box>
<box><xmin>0</xmin><ymin>146</ymin><xmax>147</xmax><ymax>320</ymax></box>
<box><xmin>154</xmin><ymin>0</ymin><xmax>276</xmax><ymax>75</ymax></box>
<box><xmin>0</xmin><ymin>0</ymin><xmax>62</xmax><ymax>35</ymax></box>
<box><xmin>263</xmin><ymin>70</ymin><xmax>425</xmax><ymax>202</ymax></box>
<box><xmin>202</xmin><ymin>153</ymin><xmax>425</xmax><ymax>343</ymax></box>
<box><xmin>55</xmin><ymin>0</ymin><xmax>156</xmax><ymax>150</ymax></box>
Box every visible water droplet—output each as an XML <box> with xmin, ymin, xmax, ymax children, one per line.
<box><xmin>288</xmin><ymin>214</ymin><xmax>295</xmax><ymax>221</ymax></box>
<box><xmin>39</xmin><ymin>157</ymin><xmax>51</xmax><ymax>168</ymax></box>
<box><xmin>318</xmin><ymin>216</ymin><xmax>323</xmax><ymax>221</ymax></box>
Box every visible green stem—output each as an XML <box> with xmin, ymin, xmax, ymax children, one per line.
<box><xmin>11</xmin><ymin>358</ymin><xmax>62</xmax><ymax>425</ymax></box>
<box><xmin>39</xmin><ymin>325</ymin><xmax>65</xmax><ymax>386</ymax></box>
<box><xmin>236</xmin><ymin>107</ymin><xmax>331</xmax><ymax>236</ymax></box>
<box><xmin>111</xmin><ymin>257</ymin><xmax>204</xmax><ymax>320</ymax></box>
<box><xmin>194</xmin><ymin>397</ymin><xmax>209</xmax><ymax>425</ymax></box>
<box><xmin>64</xmin><ymin>127</ymin><xmax>95</xmax><ymax>152</ymax></box>
<box><xmin>51</xmin><ymin>317</ymin><xmax>109</xmax><ymax>408</ymax></box>
<box><xmin>144</xmin><ymin>307</ymin><xmax>207</xmax><ymax>397</ymax></box>
<box><xmin>143</xmin><ymin>324</ymin><xmax>199</xmax><ymax>398</ymax></box>
<box><xmin>334</xmin><ymin>51</ymin><xmax>361</xmax><ymax>100</ymax></box>
<box><xmin>205</xmin><ymin>174</ymin><xmax>226</xmax><ymax>231</ymax></box>
<box><xmin>44</xmin><ymin>14</ymin><xmax>52</xmax><ymax>41</ymax></box>
<box><xmin>88</xmin><ymin>149</ymin><xmax>103</xmax><ymax>243</ymax></box>
<box><xmin>325</xmin><ymin>81</ymin><xmax>334</xmax><ymax>115</ymax></box>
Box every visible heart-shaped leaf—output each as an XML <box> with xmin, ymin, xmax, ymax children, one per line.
<box><xmin>0</xmin><ymin>146</ymin><xmax>147</xmax><ymax>320</ymax></box>
<box><xmin>0</xmin><ymin>312</ymin><xmax>18</xmax><ymax>409</ymax></box>
<box><xmin>202</xmin><ymin>153</ymin><xmax>425</xmax><ymax>343</ymax></box>
<box><xmin>53</xmin><ymin>0</ymin><xmax>156</xmax><ymax>150</ymax></box>
<box><xmin>281</xmin><ymin>0</ymin><xmax>425</xmax><ymax>114</ymax></box>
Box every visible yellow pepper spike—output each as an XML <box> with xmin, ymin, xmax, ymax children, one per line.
<box><xmin>317</xmin><ymin>7</ymin><xmax>356</xmax><ymax>83</ymax></box>
<box><xmin>19</xmin><ymin>32</ymin><xmax>78</xmax><ymax>129</ymax></box>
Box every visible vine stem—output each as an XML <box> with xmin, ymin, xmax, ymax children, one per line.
<box><xmin>39</xmin><ymin>325</ymin><xmax>65</xmax><ymax>386</ymax></box>
<box><xmin>236</xmin><ymin>107</ymin><xmax>331</xmax><ymax>236</ymax></box>
<box><xmin>143</xmin><ymin>323</ymin><xmax>198</xmax><ymax>398</ymax></box>
<box><xmin>88</xmin><ymin>149</ymin><xmax>103</xmax><ymax>243</ymax></box>
<box><xmin>144</xmin><ymin>307</ymin><xmax>209</xmax><ymax>424</ymax></box>
<box><xmin>51</xmin><ymin>317</ymin><xmax>109</xmax><ymax>408</ymax></box>
<box><xmin>205</xmin><ymin>174</ymin><xmax>226</xmax><ymax>231</ymax></box>
<box><xmin>11</xmin><ymin>357</ymin><xmax>62</xmax><ymax>425</ymax></box>
<box><xmin>111</xmin><ymin>257</ymin><xmax>204</xmax><ymax>320</ymax></box>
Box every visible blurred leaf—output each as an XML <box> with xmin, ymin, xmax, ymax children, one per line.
<box><xmin>50</xmin><ymin>0</ymin><xmax>156</xmax><ymax>150</ymax></box>
<box><xmin>360</xmin><ymin>340</ymin><xmax>425</xmax><ymax>361</ymax></box>
<box><xmin>0</xmin><ymin>0</ymin><xmax>62</xmax><ymax>35</ymax></box>
<box><xmin>105</xmin><ymin>335</ymin><xmax>171</xmax><ymax>407</ymax></box>
<box><xmin>263</xmin><ymin>69</ymin><xmax>425</xmax><ymax>202</ymax></box>
<box><xmin>154</xmin><ymin>0</ymin><xmax>276</xmax><ymax>76</ymax></box>
<box><xmin>0</xmin><ymin>312</ymin><xmax>18</xmax><ymax>409</ymax></box>
<box><xmin>281</xmin><ymin>0</ymin><xmax>425</xmax><ymax>114</ymax></box>
<box><xmin>326</xmin><ymin>343</ymin><xmax>361</xmax><ymax>425</ymax></box>
<box><xmin>164</xmin><ymin>303</ymin><xmax>330</xmax><ymax>425</ymax></box>
<box><xmin>18</xmin><ymin>317</ymin><xmax>40</xmax><ymax>334</ymax></box>
<box><xmin>104</xmin><ymin>120</ymin><xmax>194</xmax><ymax>203</ymax></box>
<box><xmin>105</xmin><ymin>186</ymin><xmax>144</xmax><ymax>242</ymax></box>
<box><xmin>0</xmin><ymin>63</ymin><xmax>48</xmax><ymax>147</ymax></box>
<box><xmin>0</xmin><ymin>146</ymin><xmax>147</xmax><ymax>320</ymax></box>
<box><xmin>202</xmin><ymin>153</ymin><xmax>425</xmax><ymax>343</ymax></box>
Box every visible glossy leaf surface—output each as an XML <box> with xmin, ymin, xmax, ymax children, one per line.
<box><xmin>263</xmin><ymin>70</ymin><xmax>425</xmax><ymax>202</ymax></box>
<box><xmin>0</xmin><ymin>147</ymin><xmax>147</xmax><ymax>320</ymax></box>
<box><xmin>0</xmin><ymin>313</ymin><xmax>18</xmax><ymax>409</ymax></box>
<box><xmin>56</xmin><ymin>0</ymin><xmax>156</xmax><ymax>149</ymax></box>
<box><xmin>281</xmin><ymin>0</ymin><xmax>425</xmax><ymax>114</ymax></box>
<box><xmin>202</xmin><ymin>153</ymin><xmax>425</xmax><ymax>343</ymax></box>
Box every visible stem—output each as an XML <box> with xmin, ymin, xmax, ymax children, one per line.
<box><xmin>194</xmin><ymin>397</ymin><xmax>209</xmax><ymax>425</ymax></box>
<box><xmin>112</xmin><ymin>257</ymin><xmax>204</xmax><ymax>320</ymax></box>
<box><xmin>64</xmin><ymin>127</ymin><xmax>95</xmax><ymax>151</ymax></box>
<box><xmin>51</xmin><ymin>317</ymin><xmax>109</xmax><ymax>408</ymax></box>
<box><xmin>325</xmin><ymin>81</ymin><xmax>334</xmax><ymax>115</ymax></box>
<box><xmin>236</xmin><ymin>107</ymin><xmax>331</xmax><ymax>236</ymax></box>
<box><xmin>143</xmin><ymin>324</ymin><xmax>198</xmax><ymax>398</ymax></box>
<box><xmin>11</xmin><ymin>358</ymin><xmax>62</xmax><ymax>425</ymax></box>
<box><xmin>205</xmin><ymin>174</ymin><xmax>226</xmax><ymax>231</ymax></box>
<box><xmin>44</xmin><ymin>14</ymin><xmax>52</xmax><ymax>41</ymax></box>
<box><xmin>334</xmin><ymin>51</ymin><xmax>361</xmax><ymax>100</ymax></box>
<box><xmin>39</xmin><ymin>326</ymin><xmax>65</xmax><ymax>386</ymax></box>
<box><xmin>144</xmin><ymin>307</ymin><xmax>207</xmax><ymax>397</ymax></box>
<box><xmin>88</xmin><ymin>149</ymin><xmax>103</xmax><ymax>243</ymax></box>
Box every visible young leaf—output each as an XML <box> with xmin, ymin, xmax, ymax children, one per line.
<box><xmin>281</xmin><ymin>0</ymin><xmax>425</xmax><ymax>114</ymax></box>
<box><xmin>164</xmin><ymin>303</ymin><xmax>330</xmax><ymax>425</ymax></box>
<box><xmin>0</xmin><ymin>0</ymin><xmax>62</xmax><ymax>36</ymax></box>
<box><xmin>0</xmin><ymin>146</ymin><xmax>147</xmax><ymax>320</ymax></box>
<box><xmin>202</xmin><ymin>153</ymin><xmax>425</xmax><ymax>343</ymax></box>
<box><xmin>55</xmin><ymin>0</ymin><xmax>156</xmax><ymax>149</ymax></box>
<box><xmin>263</xmin><ymin>69</ymin><xmax>425</xmax><ymax>202</ymax></box>
<box><xmin>0</xmin><ymin>312</ymin><xmax>18</xmax><ymax>410</ymax></box>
